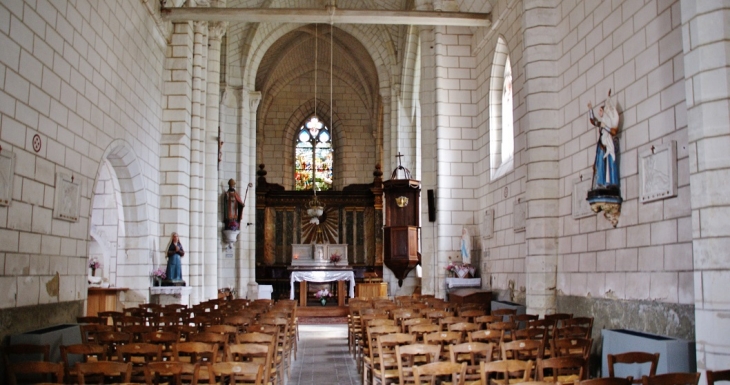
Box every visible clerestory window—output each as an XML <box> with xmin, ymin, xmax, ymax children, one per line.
<box><xmin>295</xmin><ymin>116</ymin><xmax>333</xmax><ymax>191</ymax></box>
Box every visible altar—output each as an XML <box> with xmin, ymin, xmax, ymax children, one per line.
<box><xmin>289</xmin><ymin>268</ymin><xmax>355</xmax><ymax>307</ymax></box>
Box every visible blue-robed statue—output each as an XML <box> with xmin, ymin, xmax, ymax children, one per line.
<box><xmin>165</xmin><ymin>232</ymin><xmax>184</xmax><ymax>281</ymax></box>
<box><xmin>587</xmin><ymin>90</ymin><xmax>622</xmax><ymax>227</ymax></box>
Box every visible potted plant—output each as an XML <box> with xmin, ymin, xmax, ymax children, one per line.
<box><xmin>314</xmin><ymin>288</ymin><xmax>332</xmax><ymax>306</ymax></box>
<box><xmin>151</xmin><ymin>268</ymin><xmax>166</xmax><ymax>286</ymax></box>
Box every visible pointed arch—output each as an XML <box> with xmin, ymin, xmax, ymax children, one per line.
<box><xmin>489</xmin><ymin>36</ymin><xmax>514</xmax><ymax>180</ymax></box>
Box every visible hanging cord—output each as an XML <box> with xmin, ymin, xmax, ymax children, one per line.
<box><xmin>330</xmin><ymin>20</ymin><xmax>333</xmax><ymax>134</ymax></box>
<box><xmin>314</xmin><ymin>23</ymin><xmax>318</xmax><ymax>119</ymax></box>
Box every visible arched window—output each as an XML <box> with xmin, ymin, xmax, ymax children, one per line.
<box><xmin>489</xmin><ymin>37</ymin><xmax>514</xmax><ymax>180</ymax></box>
<box><xmin>295</xmin><ymin>116</ymin><xmax>333</xmax><ymax>191</ymax></box>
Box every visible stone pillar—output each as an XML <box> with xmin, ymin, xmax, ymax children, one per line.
<box><xmin>160</xmin><ymin>21</ymin><xmax>193</xmax><ymax>298</ymax></box>
<box><xmin>206</xmin><ymin>21</ymin><xmax>226</xmax><ymax>299</ymax></box>
<box><xmin>241</xmin><ymin>91</ymin><xmax>261</xmax><ymax>293</ymax></box>
<box><xmin>418</xmin><ymin>26</ymin><xmax>440</xmax><ymax>297</ymax></box>
<box><xmin>188</xmin><ymin>20</ymin><xmax>208</xmax><ymax>305</ymax></box>
<box><xmin>522</xmin><ymin>0</ymin><xmax>561</xmax><ymax>316</ymax></box>
<box><xmin>680</xmin><ymin>0</ymin><xmax>730</xmax><ymax>373</ymax></box>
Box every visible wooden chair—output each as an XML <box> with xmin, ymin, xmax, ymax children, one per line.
<box><xmin>510</xmin><ymin>314</ymin><xmax>539</xmax><ymax>329</ymax></box>
<box><xmin>79</xmin><ymin>324</ymin><xmax>114</xmax><ymax>344</ymax></box>
<box><xmin>491</xmin><ymin>308</ymin><xmax>517</xmax><ymax>320</ymax></box>
<box><xmin>559</xmin><ymin>316</ymin><xmax>593</xmax><ymax>330</ymax></box>
<box><xmin>6</xmin><ymin>361</ymin><xmax>64</xmax><ymax>385</ymax></box>
<box><xmin>207</xmin><ymin>361</ymin><xmax>264</xmax><ymax>385</ymax></box>
<box><xmin>144</xmin><ymin>361</ymin><xmax>200</xmax><ymax>385</ymax></box>
<box><xmin>408</xmin><ymin>324</ymin><xmax>440</xmax><ymax>343</ymax></box>
<box><xmin>75</xmin><ymin>361</ymin><xmax>132</xmax><ymax>384</ymax></box>
<box><xmin>372</xmin><ymin>333</ymin><xmax>416</xmax><ymax>385</ymax></box>
<box><xmin>536</xmin><ymin>356</ymin><xmax>586</xmax><ymax>383</ymax></box>
<box><xmin>551</xmin><ymin>337</ymin><xmax>592</xmax><ymax>360</ymax></box>
<box><xmin>447</xmin><ymin>322</ymin><xmax>481</xmax><ymax>341</ymax></box>
<box><xmin>116</xmin><ymin>342</ymin><xmax>162</xmax><ymax>382</ymax></box>
<box><xmin>174</xmin><ymin>342</ymin><xmax>218</xmax><ymax>383</ymax></box>
<box><xmin>258</xmin><ymin>317</ymin><xmax>292</xmax><ymax>382</ymax></box>
<box><xmin>97</xmin><ymin>310</ymin><xmax>123</xmax><ymax>325</ymax></box>
<box><xmin>122</xmin><ymin>324</ymin><xmax>155</xmax><ymax>342</ymax></box>
<box><xmin>641</xmin><ymin>372</ymin><xmax>700</xmax><ymax>385</ymax></box>
<box><xmin>488</xmin><ymin>321</ymin><xmax>518</xmax><ymax>343</ymax></box>
<box><xmin>205</xmin><ymin>324</ymin><xmax>239</xmax><ymax>345</ymax></box>
<box><xmin>190</xmin><ymin>332</ymin><xmax>229</xmax><ymax>362</ymax></box>
<box><xmin>458</xmin><ymin>309</ymin><xmax>486</xmax><ymax>321</ymax></box>
<box><xmin>226</xmin><ymin>343</ymin><xmax>275</xmax><ymax>385</ymax></box>
<box><xmin>60</xmin><ymin>343</ymin><xmax>107</xmax><ymax>382</ymax></box>
<box><xmin>413</xmin><ymin>361</ymin><xmax>467</xmax><ymax>385</ymax></box>
<box><xmin>501</xmin><ymin>338</ymin><xmax>544</xmax><ymax>361</ymax></box>
<box><xmin>607</xmin><ymin>352</ymin><xmax>660</xmax><ymax>384</ymax></box>
<box><xmin>423</xmin><ymin>331</ymin><xmax>462</xmax><ymax>361</ymax></box>
<box><xmin>469</xmin><ymin>329</ymin><xmax>505</xmax><ymax>361</ymax></box>
<box><xmin>235</xmin><ymin>333</ymin><xmax>281</xmax><ymax>385</ymax></box>
<box><xmin>480</xmin><ymin>359</ymin><xmax>534</xmax><ymax>385</ymax></box>
<box><xmin>144</xmin><ymin>330</ymin><xmax>180</xmax><ymax>359</ymax></box>
<box><xmin>396</xmin><ymin>344</ymin><xmax>441</xmax><ymax>385</ymax></box>
<box><xmin>402</xmin><ymin>318</ymin><xmax>432</xmax><ymax>334</ymax></box>
<box><xmin>96</xmin><ymin>331</ymin><xmax>132</xmax><ymax>359</ymax></box>
<box><xmin>362</xmin><ymin>325</ymin><xmax>400</xmax><ymax>377</ymax></box>
<box><xmin>708</xmin><ymin>369</ymin><xmax>730</xmax><ymax>385</ymax></box>
<box><xmin>449</xmin><ymin>342</ymin><xmax>494</xmax><ymax>384</ymax></box>
<box><xmin>543</xmin><ymin>313</ymin><xmax>572</xmax><ymax>324</ymax></box>
<box><xmin>439</xmin><ymin>316</ymin><xmax>468</xmax><ymax>331</ymax></box>
<box><xmin>580</xmin><ymin>378</ymin><xmax>633</xmax><ymax>385</ymax></box>
<box><xmin>475</xmin><ymin>315</ymin><xmax>504</xmax><ymax>329</ymax></box>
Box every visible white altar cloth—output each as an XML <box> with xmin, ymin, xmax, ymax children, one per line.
<box><xmin>290</xmin><ymin>270</ymin><xmax>356</xmax><ymax>299</ymax></box>
<box><xmin>445</xmin><ymin>277</ymin><xmax>481</xmax><ymax>289</ymax></box>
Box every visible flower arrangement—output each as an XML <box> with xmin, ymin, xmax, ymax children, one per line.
<box><xmin>315</xmin><ymin>288</ymin><xmax>333</xmax><ymax>299</ymax></box>
<box><xmin>330</xmin><ymin>252</ymin><xmax>342</xmax><ymax>264</ymax></box>
<box><xmin>89</xmin><ymin>258</ymin><xmax>101</xmax><ymax>270</ymax></box>
<box><xmin>445</xmin><ymin>262</ymin><xmax>474</xmax><ymax>278</ymax></box>
<box><xmin>152</xmin><ymin>268</ymin><xmax>166</xmax><ymax>280</ymax></box>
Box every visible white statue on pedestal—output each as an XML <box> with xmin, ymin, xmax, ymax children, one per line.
<box><xmin>461</xmin><ymin>227</ymin><xmax>471</xmax><ymax>265</ymax></box>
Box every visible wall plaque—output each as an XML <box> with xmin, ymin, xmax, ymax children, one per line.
<box><xmin>572</xmin><ymin>178</ymin><xmax>594</xmax><ymax>219</ymax></box>
<box><xmin>481</xmin><ymin>209</ymin><xmax>494</xmax><ymax>239</ymax></box>
<box><xmin>514</xmin><ymin>198</ymin><xmax>526</xmax><ymax>232</ymax></box>
<box><xmin>0</xmin><ymin>150</ymin><xmax>15</xmax><ymax>206</ymax></box>
<box><xmin>640</xmin><ymin>141</ymin><xmax>677</xmax><ymax>203</ymax></box>
<box><xmin>53</xmin><ymin>173</ymin><xmax>80</xmax><ymax>222</ymax></box>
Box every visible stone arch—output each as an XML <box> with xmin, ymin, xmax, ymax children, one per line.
<box><xmin>241</xmin><ymin>22</ymin><xmax>393</xmax><ymax>97</ymax></box>
<box><xmin>281</xmin><ymin>98</ymin><xmax>345</xmax><ymax>190</ymax></box>
<box><xmin>489</xmin><ymin>36</ymin><xmax>513</xmax><ymax>180</ymax></box>
<box><xmin>88</xmin><ymin>139</ymin><xmax>152</xmax><ymax>306</ymax></box>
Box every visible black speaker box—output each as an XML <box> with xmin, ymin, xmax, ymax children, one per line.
<box><xmin>427</xmin><ymin>189</ymin><xmax>436</xmax><ymax>222</ymax></box>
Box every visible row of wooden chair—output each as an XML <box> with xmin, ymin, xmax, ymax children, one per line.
<box><xmin>6</xmin><ymin>359</ymin><xmax>264</xmax><ymax>385</ymax></box>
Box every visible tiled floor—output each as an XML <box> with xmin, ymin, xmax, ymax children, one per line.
<box><xmin>288</xmin><ymin>324</ymin><xmax>360</xmax><ymax>385</ymax></box>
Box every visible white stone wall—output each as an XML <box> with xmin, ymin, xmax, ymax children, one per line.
<box><xmin>0</xmin><ymin>0</ymin><xmax>165</xmax><ymax>309</ymax></box>
<box><xmin>553</xmin><ymin>0</ymin><xmax>692</xmax><ymax>305</ymax></box>
<box><xmin>473</xmin><ymin>0</ymin><xmax>528</xmax><ymax>299</ymax></box>
<box><xmin>259</xmin><ymin>75</ymin><xmax>376</xmax><ymax>189</ymax></box>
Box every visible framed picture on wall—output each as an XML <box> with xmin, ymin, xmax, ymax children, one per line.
<box><xmin>514</xmin><ymin>198</ymin><xmax>526</xmax><ymax>232</ymax></box>
<box><xmin>481</xmin><ymin>209</ymin><xmax>494</xmax><ymax>239</ymax></box>
<box><xmin>572</xmin><ymin>177</ymin><xmax>594</xmax><ymax>219</ymax></box>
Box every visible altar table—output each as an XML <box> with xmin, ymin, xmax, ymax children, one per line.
<box><xmin>290</xmin><ymin>270</ymin><xmax>356</xmax><ymax>307</ymax></box>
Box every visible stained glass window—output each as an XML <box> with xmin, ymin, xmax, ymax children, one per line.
<box><xmin>295</xmin><ymin>116</ymin><xmax>333</xmax><ymax>191</ymax></box>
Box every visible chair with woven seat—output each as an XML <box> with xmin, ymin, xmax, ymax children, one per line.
<box><xmin>448</xmin><ymin>322</ymin><xmax>480</xmax><ymax>341</ymax></box>
<box><xmin>580</xmin><ymin>378</ymin><xmax>633</xmax><ymax>385</ymax></box>
<box><xmin>536</xmin><ymin>356</ymin><xmax>586</xmax><ymax>383</ymax></box>
<box><xmin>402</xmin><ymin>318</ymin><xmax>431</xmax><ymax>334</ymax></box>
<box><xmin>361</xmin><ymin>325</ymin><xmax>401</xmax><ymax>384</ymax></box>
<box><xmin>60</xmin><ymin>343</ymin><xmax>107</xmax><ymax>382</ymax></box>
<box><xmin>75</xmin><ymin>361</ymin><xmax>132</xmax><ymax>384</ymax></box>
<box><xmin>469</xmin><ymin>329</ymin><xmax>505</xmax><ymax>361</ymax></box>
<box><xmin>413</xmin><ymin>361</ymin><xmax>467</xmax><ymax>385</ymax></box>
<box><xmin>641</xmin><ymin>372</ymin><xmax>700</xmax><ymax>385</ymax></box>
<box><xmin>607</xmin><ymin>352</ymin><xmax>659</xmax><ymax>384</ymax></box>
<box><xmin>488</xmin><ymin>321</ymin><xmax>518</xmax><ymax>343</ymax></box>
<box><xmin>226</xmin><ymin>343</ymin><xmax>275</xmax><ymax>385</ymax></box>
<box><xmin>174</xmin><ymin>342</ymin><xmax>218</xmax><ymax>383</ymax></box>
<box><xmin>409</xmin><ymin>323</ymin><xmax>440</xmax><ymax>343</ymax></box>
<box><xmin>510</xmin><ymin>314</ymin><xmax>539</xmax><ymax>329</ymax></box>
<box><xmin>236</xmin><ymin>332</ymin><xmax>280</xmax><ymax>385</ymax></box>
<box><xmin>396</xmin><ymin>344</ymin><xmax>441</xmax><ymax>385</ymax></box>
<box><xmin>6</xmin><ymin>361</ymin><xmax>64</xmax><ymax>385</ymax></box>
<box><xmin>474</xmin><ymin>315</ymin><xmax>503</xmax><ymax>329</ymax></box>
<box><xmin>207</xmin><ymin>361</ymin><xmax>264</xmax><ymax>385</ymax></box>
<box><xmin>439</xmin><ymin>316</ymin><xmax>468</xmax><ymax>332</ymax></box>
<box><xmin>122</xmin><ymin>324</ymin><xmax>155</xmax><ymax>342</ymax></box>
<box><xmin>501</xmin><ymin>338</ymin><xmax>544</xmax><ymax>361</ymax></box>
<box><xmin>708</xmin><ymin>369</ymin><xmax>730</xmax><ymax>385</ymax></box>
<box><xmin>480</xmin><ymin>359</ymin><xmax>534</xmax><ymax>385</ymax></box>
<box><xmin>96</xmin><ymin>331</ymin><xmax>133</xmax><ymax>359</ymax></box>
<box><xmin>372</xmin><ymin>333</ymin><xmax>416</xmax><ymax>385</ymax></box>
<box><xmin>423</xmin><ymin>331</ymin><xmax>462</xmax><ymax>361</ymax></box>
<box><xmin>144</xmin><ymin>361</ymin><xmax>200</xmax><ymax>385</ymax></box>
<box><xmin>205</xmin><ymin>324</ymin><xmax>239</xmax><ymax>345</ymax></box>
<box><xmin>79</xmin><ymin>324</ymin><xmax>114</xmax><ymax>344</ymax></box>
<box><xmin>449</xmin><ymin>342</ymin><xmax>494</xmax><ymax>384</ymax></box>
<box><xmin>116</xmin><ymin>342</ymin><xmax>162</xmax><ymax>382</ymax></box>
<box><xmin>457</xmin><ymin>309</ymin><xmax>486</xmax><ymax>323</ymax></box>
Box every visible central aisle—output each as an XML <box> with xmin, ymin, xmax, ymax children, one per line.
<box><xmin>289</xmin><ymin>324</ymin><xmax>359</xmax><ymax>385</ymax></box>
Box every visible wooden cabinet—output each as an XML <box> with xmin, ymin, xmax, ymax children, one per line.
<box><xmin>87</xmin><ymin>288</ymin><xmax>127</xmax><ymax>317</ymax></box>
<box><xmin>356</xmin><ymin>282</ymin><xmax>388</xmax><ymax>299</ymax></box>
<box><xmin>448</xmin><ymin>288</ymin><xmax>492</xmax><ymax>314</ymax></box>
